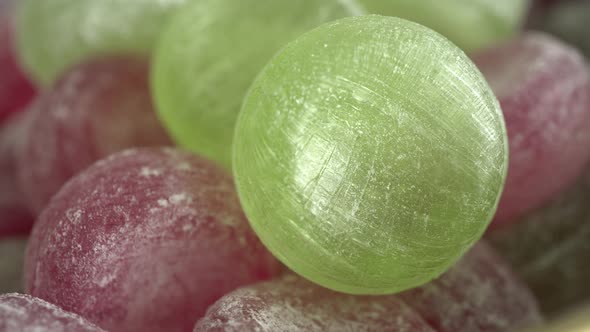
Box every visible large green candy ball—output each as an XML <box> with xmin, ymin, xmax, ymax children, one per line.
<box><xmin>17</xmin><ymin>0</ymin><xmax>190</xmax><ymax>85</ymax></box>
<box><xmin>234</xmin><ymin>15</ymin><xmax>508</xmax><ymax>295</ymax></box>
<box><xmin>356</xmin><ymin>0</ymin><xmax>530</xmax><ymax>52</ymax></box>
<box><xmin>152</xmin><ymin>0</ymin><xmax>358</xmax><ymax>170</ymax></box>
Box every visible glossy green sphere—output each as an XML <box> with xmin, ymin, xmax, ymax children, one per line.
<box><xmin>17</xmin><ymin>0</ymin><xmax>190</xmax><ymax>85</ymax></box>
<box><xmin>152</xmin><ymin>0</ymin><xmax>358</xmax><ymax>170</ymax></box>
<box><xmin>357</xmin><ymin>0</ymin><xmax>530</xmax><ymax>52</ymax></box>
<box><xmin>234</xmin><ymin>15</ymin><xmax>508</xmax><ymax>295</ymax></box>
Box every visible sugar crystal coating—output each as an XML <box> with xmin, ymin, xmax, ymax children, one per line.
<box><xmin>17</xmin><ymin>56</ymin><xmax>171</xmax><ymax>215</ymax></box>
<box><xmin>16</xmin><ymin>0</ymin><xmax>192</xmax><ymax>85</ymax></box>
<box><xmin>25</xmin><ymin>147</ymin><xmax>282</xmax><ymax>332</ymax></box>
<box><xmin>234</xmin><ymin>15</ymin><xmax>508</xmax><ymax>294</ymax></box>
<box><xmin>400</xmin><ymin>242</ymin><xmax>543</xmax><ymax>331</ymax></box>
<box><xmin>489</xmin><ymin>167</ymin><xmax>590</xmax><ymax>315</ymax></box>
<box><xmin>0</xmin><ymin>293</ymin><xmax>105</xmax><ymax>332</ymax></box>
<box><xmin>194</xmin><ymin>274</ymin><xmax>435</xmax><ymax>332</ymax></box>
<box><xmin>152</xmin><ymin>0</ymin><xmax>359</xmax><ymax>169</ymax></box>
<box><xmin>474</xmin><ymin>32</ymin><xmax>590</xmax><ymax>226</ymax></box>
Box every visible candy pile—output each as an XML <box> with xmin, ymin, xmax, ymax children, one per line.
<box><xmin>1</xmin><ymin>0</ymin><xmax>588</xmax><ymax>331</ymax></box>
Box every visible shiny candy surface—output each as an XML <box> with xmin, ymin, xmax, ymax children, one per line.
<box><xmin>234</xmin><ymin>16</ymin><xmax>508</xmax><ymax>294</ymax></box>
<box><xmin>152</xmin><ymin>0</ymin><xmax>358</xmax><ymax>170</ymax></box>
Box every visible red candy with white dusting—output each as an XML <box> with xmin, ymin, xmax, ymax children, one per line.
<box><xmin>0</xmin><ymin>293</ymin><xmax>105</xmax><ymax>332</ymax></box>
<box><xmin>474</xmin><ymin>32</ymin><xmax>590</xmax><ymax>227</ymax></box>
<box><xmin>400</xmin><ymin>242</ymin><xmax>543</xmax><ymax>332</ymax></box>
<box><xmin>0</xmin><ymin>113</ymin><xmax>34</xmax><ymax>238</ymax></box>
<box><xmin>25</xmin><ymin>147</ymin><xmax>282</xmax><ymax>332</ymax></box>
<box><xmin>195</xmin><ymin>242</ymin><xmax>542</xmax><ymax>332</ymax></box>
<box><xmin>0</xmin><ymin>10</ymin><xmax>36</xmax><ymax>123</ymax></box>
<box><xmin>17</xmin><ymin>56</ymin><xmax>171</xmax><ymax>215</ymax></box>
<box><xmin>194</xmin><ymin>274</ymin><xmax>435</xmax><ymax>332</ymax></box>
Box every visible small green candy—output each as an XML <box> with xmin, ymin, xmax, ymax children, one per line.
<box><xmin>17</xmin><ymin>0</ymin><xmax>190</xmax><ymax>85</ymax></box>
<box><xmin>357</xmin><ymin>0</ymin><xmax>530</xmax><ymax>52</ymax></box>
<box><xmin>234</xmin><ymin>15</ymin><xmax>508</xmax><ymax>295</ymax></box>
<box><xmin>152</xmin><ymin>0</ymin><xmax>358</xmax><ymax>170</ymax></box>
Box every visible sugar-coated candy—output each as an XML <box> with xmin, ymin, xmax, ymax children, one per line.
<box><xmin>400</xmin><ymin>242</ymin><xmax>543</xmax><ymax>331</ymax></box>
<box><xmin>540</xmin><ymin>0</ymin><xmax>590</xmax><ymax>57</ymax></box>
<box><xmin>234</xmin><ymin>15</ymin><xmax>508</xmax><ymax>294</ymax></box>
<box><xmin>0</xmin><ymin>237</ymin><xmax>27</xmax><ymax>293</ymax></box>
<box><xmin>16</xmin><ymin>0</ymin><xmax>191</xmax><ymax>85</ymax></box>
<box><xmin>17</xmin><ymin>56</ymin><xmax>171</xmax><ymax>215</ymax></box>
<box><xmin>0</xmin><ymin>293</ymin><xmax>105</xmax><ymax>332</ymax></box>
<box><xmin>489</xmin><ymin>167</ymin><xmax>590</xmax><ymax>315</ymax></box>
<box><xmin>152</xmin><ymin>0</ymin><xmax>358</xmax><ymax>170</ymax></box>
<box><xmin>195</xmin><ymin>242</ymin><xmax>542</xmax><ymax>332</ymax></box>
<box><xmin>25</xmin><ymin>147</ymin><xmax>282</xmax><ymax>332</ymax></box>
<box><xmin>0</xmin><ymin>113</ymin><xmax>34</xmax><ymax>237</ymax></box>
<box><xmin>356</xmin><ymin>0</ymin><xmax>530</xmax><ymax>52</ymax></box>
<box><xmin>194</xmin><ymin>274</ymin><xmax>436</xmax><ymax>332</ymax></box>
<box><xmin>474</xmin><ymin>32</ymin><xmax>590</xmax><ymax>226</ymax></box>
<box><xmin>0</xmin><ymin>9</ymin><xmax>35</xmax><ymax>123</ymax></box>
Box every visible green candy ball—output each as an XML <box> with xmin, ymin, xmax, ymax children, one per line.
<box><xmin>152</xmin><ymin>0</ymin><xmax>358</xmax><ymax>170</ymax></box>
<box><xmin>17</xmin><ymin>0</ymin><xmax>190</xmax><ymax>85</ymax></box>
<box><xmin>356</xmin><ymin>0</ymin><xmax>530</xmax><ymax>52</ymax></box>
<box><xmin>234</xmin><ymin>15</ymin><xmax>508</xmax><ymax>295</ymax></box>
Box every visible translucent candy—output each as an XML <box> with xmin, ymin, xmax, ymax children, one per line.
<box><xmin>400</xmin><ymin>242</ymin><xmax>543</xmax><ymax>331</ymax></box>
<box><xmin>489</xmin><ymin>167</ymin><xmax>590</xmax><ymax>315</ymax></box>
<box><xmin>0</xmin><ymin>293</ymin><xmax>105</xmax><ymax>332</ymax></box>
<box><xmin>0</xmin><ymin>8</ymin><xmax>35</xmax><ymax>123</ymax></box>
<box><xmin>17</xmin><ymin>56</ymin><xmax>171</xmax><ymax>215</ymax></box>
<box><xmin>234</xmin><ymin>15</ymin><xmax>508</xmax><ymax>295</ymax></box>
<box><xmin>356</xmin><ymin>0</ymin><xmax>530</xmax><ymax>52</ymax></box>
<box><xmin>474</xmin><ymin>32</ymin><xmax>590</xmax><ymax>226</ymax></box>
<box><xmin>152</xmin><ymin>0</ymin><xmax>358</xmax><ymax>170</ymax></box>
<box><xmin>194</xmin><ymin>274</ymin><xmax>435</xmax><ymax>332</ymax></box>
<box><xmin>16</xmin><ymin>0</ymin><xmax>191</xmax><ymax>85</ymax></box>
<box><xmin>0</xmin><ymin>113</ymin><xmax>33</xmax><ymax>237</ymax></box>
<box><xmin>0</xmin><ymin>237</ymin><xmax>27</xmax><ymax>293</ymax></box>
<box><xmin>195</xmin><ymin>243</ymin><xmax>542</xmax><ymax>332</ymax></box>
<box><xmin>25</xmin><ymin>148</ymin><xmax>282</xmax><ymax>332</ymax></box>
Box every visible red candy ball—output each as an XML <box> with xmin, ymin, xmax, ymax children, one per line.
<box><xmin>0</xmin><ymin>293</ymin><xmax>105</xmax><ymax>332</ymax></box>
<box><xmin>25</xmin><ymin>147</ymin><xmax>282</xmax><ymax>332</ymax></box>
<box><xmin>17</xmin><ymin>56</ymin><xmax>171</xmax><ymax>215</ymax></box>
<box><xmin>474</xmin><ymin>32</ymin><xmax>590</xmax><ymax>226</ymax></box>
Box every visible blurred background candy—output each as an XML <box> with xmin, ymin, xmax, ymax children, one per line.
<box><xmin>25</xmin><ymin>148</ymin><xmax>282</xmax><ymax>332</ymax></box>
<box><xmin>356</xmin><ymin>0</ymin><xmax>531</xmax><ymax>52</ymax></box>
<box><xmin>0</xmin><ymin>237</ymin><xmax>26</xmax><ymax>293</ymax></box>
<box><xmin>489</xmin><ymin>166</ymin><xmax>590</xmax><ymax>316</ymax></box>
<box><xmin>152</xmin><ymin>0</ymin><xmax>358</xmax><ymax>170</ymax></box>
<box><xmin>474</xmin><ymin>32</ymin><xmax>590</xmax><ymax>227</ymax></box>
<box><xmin>16</xmin><ymin>0</ymin><xmax>192</xmax><ymax>85</ymax></box>
<box><xmin>17</xmin><ymin>56</ymin><xmax>171</xmax><ymax>215</ymax></box>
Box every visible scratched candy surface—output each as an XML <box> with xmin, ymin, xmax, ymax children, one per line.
<box><xmin>25</xmin><ymin>148</ymin><xmax>282</xmax><ymax>332</ymax></box>
<box><xmin>234</xmin><ymin>15</ymin><xmax>508</xmax><ymax>295</ymax></box>
<box><xmin>17</xmin><ymin>56</ymin><xmax>171</xmax><ymax>215</ymax></box>
<box><xmin>0</xmin><ymin>293</ymin><xmax>106</xmax><ymax>332</ymax></box>
<box><xmin>474</xmin><ymin>32</ymin><xmax>590</xmax><ymax>226</ymax></box>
